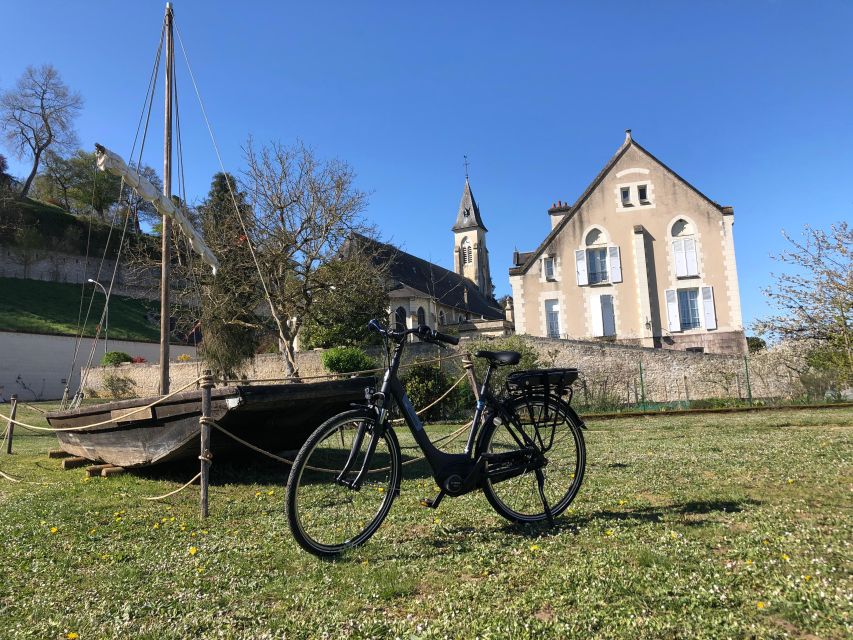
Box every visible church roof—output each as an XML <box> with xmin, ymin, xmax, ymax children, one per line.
<box><xmin>348</xmin><ymin>233</ymin><xmax>504</xmax><ymax>320</ymax></box>
<box><xmin>509</xmin><ymin>131</ymin><xmax>731</xmax><ymax>276</ymax></box>
<box><xmin>452</xmin><ymin>179</ymin><xmax>487</xmax><ymax>232</ymax></box>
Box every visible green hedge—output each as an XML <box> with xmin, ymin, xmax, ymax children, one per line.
<box><xmin>322</xmin><ymin>347</ymin><xmax>376</xmax><ymax>374</ymax></box>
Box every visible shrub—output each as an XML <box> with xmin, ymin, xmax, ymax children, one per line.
<box><xmin>466</xmin><ymin>335</ymin><xmax>540</xmax><ymax>396</ymax></box>
<box><xmin>101</xmin><ymin>351</ymin><xmax>133</xmax><ymax>367</ymax></box>
<box><xmin>401</xmin><ymin>362</ymin><xmax>472</xmax><ymax>421</ymax></box>
<box><xmin>322</xmin><ymin>346</ymin><xmax>376</xmax><ymax>374</ymax></box>
<box><xmin>102</xmin><ymin>373</ymin><xmax>137</xmax><ymax>399</ymax></box>
<box><xmin>130</xmin><ymin>356</ymin><xmax>147</xmax><ymax>364</ymax></box>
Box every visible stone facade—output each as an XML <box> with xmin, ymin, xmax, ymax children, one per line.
<box><xmin>510</xmin><ymin>131</ymin><xmax>747</xmax><ymax>355</ymax></box>
<box><xmin>85</xmin><ymin>335</ymin><xmax>799</xmax><ymax>403</ymax></box>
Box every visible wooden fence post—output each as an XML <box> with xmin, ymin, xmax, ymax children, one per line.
<box><xmin>199</xmin><ymin>371</ymin><xmax>213</xmax><ymax>518</ymax></box>
<box><xmin>5</xmin><ymin>395</ymin><xmax>17</xmax><ymax>454</ymax></box>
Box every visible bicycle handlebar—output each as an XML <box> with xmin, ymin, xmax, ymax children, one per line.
<box><xmin>367</xmin><ymin>319</ymin><xmax>459</xmax><ymax>346</ymax></box>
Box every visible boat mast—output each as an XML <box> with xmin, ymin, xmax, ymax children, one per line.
<box><xmin>160</xmin><ymin>1</ymin><xmax>174</xmax><ymax>394</ymax></box>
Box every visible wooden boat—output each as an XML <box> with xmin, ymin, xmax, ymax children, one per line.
<box><xmin>46</xmin><ymin>377</ymin><xmax>373</xmax><ymax>468</ymax></box>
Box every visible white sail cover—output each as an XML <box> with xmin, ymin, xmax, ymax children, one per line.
<box><xmin>95</xmin><ymin>144</ymin><xmax>219</xmax><ymax>274</ymax></box>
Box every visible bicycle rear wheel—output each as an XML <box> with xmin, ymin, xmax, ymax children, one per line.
<box><xmin>478</xmin><ymin>395</ymin><xmax>585</xmax><ymax>523</ymax></box>
<box><xmin>286</xmin><ymin>410</ymin><xmax>401</xmax><ymax>557</ymax></box>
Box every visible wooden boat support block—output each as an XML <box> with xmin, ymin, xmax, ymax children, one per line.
<box><xmin>61</xmin><ymin>456</ymin><xmax>92</xmax><ymax>470</ymax></box>
<box><xmin>101</xmin><ymin>466</ymin><xmax>126</xmax><ymax>477</ymax></box>
<box><xmin>86</xmin><ymin>464</ymin><xmax>115</xmax><ymax>477</ymax></box>
<box><xmin>48</xmin><ymin>449</ymin><xmax>73</xmax><ymax>459</ymax></box>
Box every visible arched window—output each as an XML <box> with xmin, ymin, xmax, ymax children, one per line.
<box><xmin>438</xmin><ymin>309</ymin><xmax>446</xmax><ymax>325</ymax></box>
<box><xmin>417</xmin><ymin>306</ymin><xmax>426</xmax><ymax>327</ymax></box>
<box><xmin>671</xmin><ymin>218</ymin><xmax>699</xmax><ymax>277</ymax></box>
<box><xmin>584</xmin><ymin>228</ymin><xmax>608</xmax><ymax>284</ymax></box>
<box><xmin>461</xmin><ymin>237</ymin><xmax>473</xmax><ymax>265</ymax></box>
<box><xmin>394</xmin><ymin>306</ymin><xmax>407</xmax><ymax>332</ymax></box>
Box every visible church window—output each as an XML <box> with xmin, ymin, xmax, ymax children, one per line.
<box><xmin>394</xmin><ymin>306</ymin><xmax>407</xmax><ymax>332</ymax></box>
<box><xmin>461</xmin><ymin>237</ymin><xmax>473</xmax><ymax>265</ymax></box>
<box><xmin>417</xmin><ymin>307</ymin><xmax>426</xmax><ymax>327</ymax></box>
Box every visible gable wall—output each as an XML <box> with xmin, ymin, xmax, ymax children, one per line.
<box><xmin>514</xmin><ymin>144</ymin><xmax>745</xmax><ymax>354</ymax></box>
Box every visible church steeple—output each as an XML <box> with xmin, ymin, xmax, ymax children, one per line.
<box><xmin>452</xmin><ymin>177</ymin><xmax>492</xmax><ymax>297</ymax></box>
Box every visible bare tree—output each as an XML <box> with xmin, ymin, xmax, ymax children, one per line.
<box><xmin>0</xmin><ymin>65</ymin><xmax>82</xmax><ymax>198</ymax></box>
<box><xmin>755</xmin><ymin>221</ymin><xmax>852</xmax><ymax>384</ymax></box>
<box><xmin>242</xmin><ymin>139</ymin><xmax>377</xmax><ymax>377</ymax></box>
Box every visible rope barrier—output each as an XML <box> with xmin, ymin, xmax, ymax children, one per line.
<box><xmin>0</xmin><ymin>469</ymin><xmax>21</xmax><ymax>483</ymax></box>
<box><xmin>390</xmin><ymin>372</ymin><xmax>467</xmax><ymax>424</ymax></box>
<box><xmin>142</xmin><ymin>472</ymin><xmax>201</xmax><ymax>501</ymax></box>
<box><xmin>0</xmin><ymin>376</ymin><xmax>204</xmax><ymax>433</ymax></box>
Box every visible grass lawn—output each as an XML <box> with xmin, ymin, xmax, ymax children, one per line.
<box><xmin>0</xmin><ymin>277</ymin><xmax>160</xmax><ymax>342</ymax></box>
<box><xmin>1</xmin><ymin>405</ymin><xmax>850</xmax><ymax>639</ymax></box>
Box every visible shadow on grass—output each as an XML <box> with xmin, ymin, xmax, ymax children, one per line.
<box><xmin>496</xmin><ymin>498</ymin><xmax>762</xmax><ymax>538</ymax></box>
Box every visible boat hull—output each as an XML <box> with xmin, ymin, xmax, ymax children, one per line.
<box><xmin>46</xmin><ymin>378</ymin><xmax>373</xmax><ymax>468</ymax></box>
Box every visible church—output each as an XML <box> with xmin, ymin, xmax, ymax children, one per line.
<box><xmin>355</xmin><ymin>178</ymin><xmax>509</xmax><ymax>338</ymax></box>
<box><xmin>509</xmin><ymin>131</ymin><xmax>747</xmax><ymax>355</ymax></box>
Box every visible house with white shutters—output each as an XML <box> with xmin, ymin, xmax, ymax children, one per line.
<box><xmin>508</xmin><ymin>130</ymin><xmax>746</xmax><ymax>354</ymax></box>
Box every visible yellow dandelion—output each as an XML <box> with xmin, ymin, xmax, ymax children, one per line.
<box><xmin>191</xmin><ymin>532</ymin><xmax>197</xmax><ymax>537</ymax></box>
<box><xmin>161</xmin><ymin>517</ymin><xmax>168</xmax><ymax>523</ymax></box>
<box><xmin>50</xmin><ymin>527</ymin><xmax>58</xmax><ymax>534</ymax></box>
<box><xmin>804</xmin><ymin>575</ymin><xmax>812</xmax><ymax>581</ymax></box>
<box><xmin>361</xmin><ymin>559</ymin><xmax>369</xmax><ymax>566</ymax></box>
<box><xmin>618</xmin><ymin>500</ymin><xmax>626</xmax><ymax>506</ymax></box>
<box><xmin>169</xmin><ymin>517</ymin><xmax>175</xmax><ymax>522</ymax></box>
<box><xmin>255</xmin><ymin>491</ymin><xmax>262</xmax><ymax>497</ymax></box>
<box><xmin>189</xmin><ymin>546</ymin><xmax>198</xmax><ymax>556</ymax></box>
<box><xmin>786</xmin><ymin>478</ymin><xmax>794</xmax><ymax>485</ymax></box>
<box><xmin>201</xmin><ymin>530</ymin><xmax>208</xmax><ymax>535</ymax></box>
<box><xmin>433</xmin><ymin>518</ymin><xmax>441</xmax><ymax>525</ymax></box>
<box><xmin>756</xmin><ymin>601</ymin><xmax>765</xmax><ymax>609</ymax></box>
<box><xmin>66</xmin><ymin>633</ymin><xmax>79</xmax><ymax>640</ymax></box>
<box><xmin>153</xmin><ymin>523</ymin><xmax>160</xmax><ymax>530</ymax></box>
<box><xmin>530</xmin><ymin>544</ymin><xmax>540</xmax><ymax>552</ymax></box>
<box><xmin>746</xmin><ymin>559</ymin><xmax>753</xmax><ymax>565</ymax></box>
<box><xmin>267</xmin><ymin>490</ymin><xmax>274</xmax><ymax>496</ymax></box>
<box><xmin>89</xmin><ymin>528</ymin><xmax>97</xmax><ymax>535</ymax></box>
<box><xmin>781</xmin><ymin>554</ymin><xmax>789</xmax><ymax>562</ymax></box>
<box><xmin>377</xmin><ymin>487</ymin><xmax>384</xmax><ymax>493</ymax></box>
<box><xmin>762</xmin><ymin>539</ymin><xmax>769</xmax><ymax>545</ymax></box>
<box><xmin>605</xmin><ymin>529</ymin><xmax>614</xmax><ymax>536</ymax></box>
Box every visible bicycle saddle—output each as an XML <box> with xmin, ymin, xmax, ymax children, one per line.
<box><xmin>474</xmin><ymin>350</ymin><xmax>521</xmax><ymax>366</ymax></box>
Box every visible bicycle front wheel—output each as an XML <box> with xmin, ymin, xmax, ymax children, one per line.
<box><xmin>286</xmin><ymin>410</ymin><xmax>401</xmax><ymax>557</ymax></box>
<box><xmin>478</xmin><ymin>395</ymin><xmax>585</xmax><ymax>523</ymax></box>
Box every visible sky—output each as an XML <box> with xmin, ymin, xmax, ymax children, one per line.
<box><xmin>3</xmin><ymin>0</ymin><xmax>851</xmax><ymax>329</ymax></box>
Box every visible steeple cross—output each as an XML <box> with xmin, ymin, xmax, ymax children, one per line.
<box><xmin>463</xmin><ymin>155</ymin><xmax>469</xmax><ymax>180</ymax></box>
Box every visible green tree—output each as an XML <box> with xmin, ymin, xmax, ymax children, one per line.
<box><xmin>196</xmin><ymin>172</ymin><xmax>261</xmax><ymax>377</ymax></box>
<box><xmin>66</xmin><ymin>150</ymin><xmax>122</xmax><ymax>218</ymax></box>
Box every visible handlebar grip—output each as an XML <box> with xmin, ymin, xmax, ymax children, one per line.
<box><xmin>433</xmin><ymin>331</ymin><xmax>459</xmax><ymax>346</ymax></box>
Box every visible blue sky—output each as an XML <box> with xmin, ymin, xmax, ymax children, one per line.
<box><xmin>3</xmin><ymin>1</ymin><xmax>852</xmax><ymax>329</ymax></box>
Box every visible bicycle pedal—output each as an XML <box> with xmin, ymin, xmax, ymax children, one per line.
<box><xmin>420</xmin><ymin>489</ymin><xmax>446</xmax><ymax>509</ymax></box>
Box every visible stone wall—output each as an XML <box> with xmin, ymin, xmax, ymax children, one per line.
<box><xmin>0</xmin><ymin>247</ymin><xmax>158</xmax><ymax>299</ymax></box>
<box><xmin>83</xmin><ymin>334</ymin><xmax>800</xmax><ymax>403</ymax></box>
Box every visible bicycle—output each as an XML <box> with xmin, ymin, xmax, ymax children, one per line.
<box><xmin>285</xmin><ymin>319</ymin><xmax>586</xmax><ymax>557</ymax></box>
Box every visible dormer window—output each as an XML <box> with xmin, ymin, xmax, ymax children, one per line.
<box><xmin>620</xmin><ymin>187</ymin><xmax>631</xmax><ymax>207</ymax></box>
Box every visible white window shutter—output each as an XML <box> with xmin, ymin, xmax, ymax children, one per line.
<box><xmin>701</xmin><ymin>286</ymin><xmax>717</xmax><ymax>330</ymax></box>
<box><xmin>673</xmin><ymin>239</ymin><xmax>687</xmax><ymax>278</ymax></box>
<box><xmin>685</xmin><ymin>238</ymin><xmax>699</xmax><ymax>276</ymax></box>
<box><xmin>575</xmin><ymin>249</ymin><xmax>588</xmax><ymax>286</ymax></box>
<box><xmin>608</xmin><ymin>246</ymin><xmax>622</xmax><ymax>283</ymax></box>
<box><xmin>665</xmin><ymin>289</ymin><xmax>681</xmax><ymax>332</ymax></box>
<box><xmin>601</xmin><ymin>294</ymin><xmax>616</xmax><ymax>336</ymax></box>
<box><xmin>591</xmin><ymin>295</ymin><xmax>604</xmax><ymax>337</ymax></box>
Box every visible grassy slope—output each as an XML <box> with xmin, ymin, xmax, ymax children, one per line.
<box><xmin>0</xmin><ymin>407</ymin><xmax>850</xmax><ymax>639</ymax></box>
<box><xmin>0</xmin><ymin>277</ymin><xmax>159</xmax><ymax>342</ymax></box>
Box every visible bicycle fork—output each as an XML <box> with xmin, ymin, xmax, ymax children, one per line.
<box><xmin>334</xmin><ymin>419</ymin><xmax>379</xmax><ymax>490</ymax></box>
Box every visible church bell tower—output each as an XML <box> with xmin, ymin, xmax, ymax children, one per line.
<box><xmin>452</xmin><ymin>177</ymin><xmax>493</xmax><ymax>297</ymax></box>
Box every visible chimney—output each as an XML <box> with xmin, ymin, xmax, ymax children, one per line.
<box><xmin>504</xmin><ymin>297</ymin><xmax>514</xmax><ymax>324</ymax></box>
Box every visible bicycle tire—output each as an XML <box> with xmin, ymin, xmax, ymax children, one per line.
<box><xmin>286</xmin><ymin>410</ymin><xmax>401</xmax><ymax>557</ymax></box>
<box><xmin>478</xmin><ymin>394</ymin><xmax>585</xmax><ymax>523</ymax></box>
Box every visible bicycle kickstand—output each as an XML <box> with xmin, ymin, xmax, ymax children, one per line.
<box><xmin>535</xmin><ymin>468</ymin><xmax>554</xmax><ymax>526</ymax></box>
